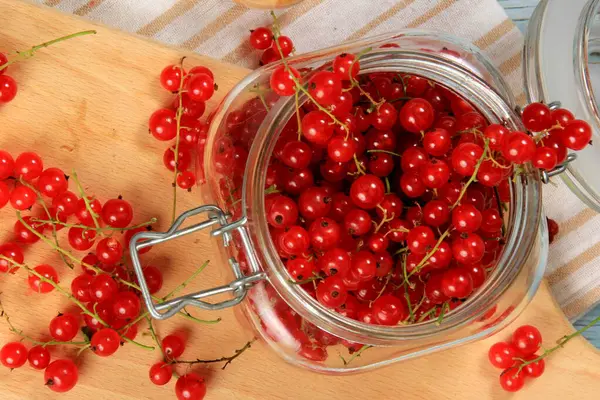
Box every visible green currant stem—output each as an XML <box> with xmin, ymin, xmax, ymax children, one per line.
<box><xmin>122</xmin><ymin>336</ymin><xmax>155</xmax><ymax>351</ymax></box>
<box><xmin>14</xmin><ymin>213</ymin><xmax>220</xmax><ymax>325</ymax></box>
<box><xmin>352</xmin><ymin>154</ymin><xmax>366</xmax><ymax>175</ymax></box>
<box><xmin>493</xmin><ymin>186</ymin><xmax>507</xmax><ymax>237</ymax></box>
<box><xmin>451</xmin><ymin>139</ymin><xmax>490</xmax><ymax>209</ymax></box>
<box><xmin>0</xmin><ymin>30</ymin><xmax>96</xmax><ymax>72</ymax></box>
<box><xmin>370</xmin><ymin>274</ymin><xmax>392</xmax><ymax>305</ymax></box>
<box><xmin>18</xmin><ymin>179</ymin><xmax>75</xmax><ymax>269</ymax></box>
<box><xmin>517</xmin><ymin>314</ymin><xmax>600</xmax><ymax>374</ymax></box>
<box><xmin>435</xmin><ymin>301</ymin><xmax>450</xmax><ymax>326</ymax></box>
<box><xmin>417</xmin><ymin>307</ymin><xmax>437</xmax><ymax>322</ymax></box>
<box><xmin>29</xmin><ymin>217</ymin><xmax>158</xmax><ymax>234</ymax></box>
<box><xmin>340</xmin><ymin>344</ymin><xmax>373</xmax><ymax>366</ymax></box>
<box><xmin>0</xmin><ymin>256</ymin><xmax>108</xmax><ymax>326</ymax></box>
<box><xmin>71</xmin><ymin>170</ymin><xmax>101</xmax><ymax>230</ymax></box>
<box><xmin>0</xmin><ymin>299</ymin><xmax>89</xmax><ymax>347</ymax></box>
<box><xmin>169</xmin><ymin>339</ymin><xmax>256</xmax><ymax>370</ymax></box>
<box><xmin>289</xmin><ymin>275</ymin><xmax>322</xmax><ymax>285</ymax></box>
<box><xmin>384</xmin><ymin>176</ymin><xmax>391</xmax><ymax>193</ymax></box>
<box><xmin>146</xmin><ymin>316</ymin><xmax>166</xmax><ymax>358</ymax></box>
<box><xmin>366</xmin><ymin>149</ymin><xmax>401</xmax><ymax>156</ymax></box>
<box><xmin>171</xmin><ymin>57</ymin><xmax>187</xmax><ymax>225</ymax></box>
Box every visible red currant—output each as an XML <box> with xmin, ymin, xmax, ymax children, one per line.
<box><xmin>27</xmin><ymin>345</ymin><xmax>51</xmax><ymax>370</ymax></box>
<box><xmin>333</xmin><ymin>53</ymin><xmax>360</xmax><ymax>81</ymax></box>
<box><xmin>272</xmin><ymin>36</ymin><xmax>294</xmax><ymax>57</ymax></box>
<box><xmin>71</xmin><ymin>274</ymin><xmax>93</xmax><ymax>302</ymax></box>
<box><xmin>49</xmin><ymin>313</ymin><xmax>79</xmax><ymax>341</ymax></box>
<box><xmin>308</xmin><ymin>71</ymin><xmax>342</xmax><ymax>106</ymax></box>
<box><xmin>112</xmin><ymin>291</ymin><xmax>141</xmax><ymax>320</ymax></box>
<box><xmin>0</xmin><ymin>342</ymin><xmax>27</xmax><ymax>368</ymax></box>
<box><xmin>68</xmin><ymin>227</ymin><xmax>97</xmax><ymax>251</ymax></box>
<box><xmin>0</xmin><ymin>75</ymin><xmax>17</xmax><ymax>103</ymax></box>
<box><xmin>316</xmin><ymin>275</ymin><xmax>348</xmax><ymax>308</ymax></box>
<box><xmin>484</xmin><ymin>124</ymin><xmax>510</xmax><ymax>151</ymax></box>
<box><xmin>422</xmin><ymin>200</ymin><xmax>449</xmax><ymax>227</ymax></box>
<box><xmin>90</xmin><ymin>273</ymin><xmax>118</xmax><ymax>302</ymax></box>
<box><xmin>91</xmin><ymin>328</ymin><xmax>121</xmax><ymax>357</ymax></box>
<box><xmin>407</xmin><ymin>226</ymin><xmax>436</xmax><ymax>254</ymax></box>
<box><xmin>270</xmin><ymin>65</ymin><xmax>300</xmax><ymax>96</ymax></box>
<box><xmin>9</xmin><ymin>185</ymin><xmax>36</xmax><ymax>210</ymax></box>
<box><xmin>512</xmin><ymin>325</ymin><xmax>542</xmax><ymax>356</ymax></box>
<box><xmin>14</xmin><ymin>217</ymin><xmax>44</xmax><ymax>244</ymax></box>
<box><xmin>186</xmin><ymin>73</ymin><xmax>214</xmax><ymax>102</ymax></box>
<box><xmin>499</xmin><ymin>368</ymin><xmax>525</xmax><ymax>392</ymax></box>
<box><xmin>451</xmin><ymin>143</ymin><xmax>483</xmax><ymax>176</ymax></box>
<box><xmin>160</xmin><ymin>65</ymin><xmax>185</xmax><ymax>92</ymax></box>
<box><xmin>302</xmin><ymin>110</ymin><xmax>335</xmax><ymax>145</ymax></box>
<box><xmin>177</xmin><ymin>171</ymin><xmax>196</xmax><ymax>189</ymax></box>
<box><xmin>420</xmin><ymin>159</ymin><xmax>450</xmax><ymax>189</ymax></box>
<box><xmin>350</xmin><ymin>174</ymin><xmax>385</xmax><ymax>209</ymax></box>
<box><xmin>101</xmin><ymin>198</ymin><xmax>133</xmax><ymax>228</ymax></box>
<box><xmin>162</xmin><ymin>334</ymin><xmax>185</xmax><ymax>359</ymax></box>
<box><xmin>175</xmin><ymin>373</ymin><xmax>207</xmax><ymax>400</ymax></box>
<box><xmin>149</xmin><ymin>109</ymin><xmax>177</xmax><ymax>141</ymax></box>
<box><xmin>452</xmin><ymin>233</ymin><xmax>485</xmax><ymax>264</ymax></box>
<box><xmin>502</xmin><ymin>131</ymin><xmax>536</xmax><ymax>164</ymax></box>
<box><xmin>522</xmin><ymin>102</ymin><xmax>552</xmax><ymax>132</ymax></box>
<box><xmin>441</xmin><ymin>266</ymin><xmax>474</xmax><ymax>298</ymax></box>
<box><xmin>423</xmin><ymin>128</ymin><xmax>451</xmax><ymax>156</ymax></box>
<box><xmin>249</xmin><ymin>27</ymin><xmax>273</xmax><ymax>50</ymax></box>
<box><xmin>532</xmin><ymin>146</ymin><xmax>558</xmax><ymax>170</ymax></box>
<box><xmin>96</xmin><ymin>237</ymin><xmax>124</xmax><ymax>265</ymax></box>
<box><xmin>75</xmin><ymin>196</ymin><xmax>102</xmax><ymax>226</ymax></box>
<box><xmin>45</xmin><ymin>359</ymin><xmax>78</xmax><ymax>392</ymax></box>
<box><xmin>522</xmin><ymin>354</ymin><xmax>545</xmax><ymax>378</ymax></box>
<box><xmin>399</xmin><ymin>98</ymin><xmax>435</xmax><ymax>133</ymax></box>
<box><xmin>452</xmin><ymin>204</ymin><xmax>482</xmax><ymax>233</ymax></box>
<box><xmin>561</xmin><ymin>119</ymin><xmax>592</xmax><ymax>150</ymax></box>
<box><xmin>28</xmin><ymin>264</ymin><xmax>58</xmax><ymax>293</ymax></box>
<box><xmin>149</xmin><ymin>361</ymin><xmax>173</xmax><ymax>386</ymax></box>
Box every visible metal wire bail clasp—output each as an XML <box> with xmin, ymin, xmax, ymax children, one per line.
<box><xmin>129</xmin><ymin>205</ymin><xmax>266</xmax><ymax>320</ymax></box>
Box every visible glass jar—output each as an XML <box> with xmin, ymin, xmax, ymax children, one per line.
<box><xmin>131</xmin><ymin>29</ymin><xmax>552</xmax><ymax>373</ymax></box>
<box><xmin>525</xmin><ymin>0</ymin><xmax>600</xmax><ymax>210</ymax></box>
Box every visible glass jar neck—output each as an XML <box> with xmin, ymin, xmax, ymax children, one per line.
<box><xmin>241</xmin><ymin>48</ymin><xmax>543</xmax><ymax>345</ymax></box>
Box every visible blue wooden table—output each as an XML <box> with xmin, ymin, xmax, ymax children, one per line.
<box><xmin>499</xmin><ymin>0</ymin><xmax>600</xmax><ymax>348</ymax></box>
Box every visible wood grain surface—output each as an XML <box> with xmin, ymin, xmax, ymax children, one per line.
<box><xmin>0</xmin><ymin>1</ymin><xmax>598</xmax><ymax>399</ymax></box>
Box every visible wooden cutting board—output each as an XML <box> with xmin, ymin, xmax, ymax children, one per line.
<box><xmin>0</xmin><ymin>1</ymin><xmax>598</xmax><ymax>399</ymax></box>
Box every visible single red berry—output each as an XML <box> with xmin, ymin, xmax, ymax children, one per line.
<box><xmin>476</xmin><ymin>160</ymin><xmax>504</xmax><ymax>187</ymax></box>
<box><xmin>308</xmin><ymin>71</ymin><xmax>342</xmax><ymax>106</ymax></box>
<box><xmin>174</xmin><ymin>94</ymin><xmax>205</xmax><ymax>120</ymax></box>
<box><xmin>488</xmin><ymin>342</ymin><xmax>519</xmax><ymax>369</ymax></box>
<box><xmin>349</xmin><ymin>250</ymin><xmax>377</xmax><ymax>282</ymax></box>
<box><xmin>160</xmin><ymin>65</ymin><xmax>185</xmax><ymax>92</ymax></box>
<box><xmin>561</xmin><ymin>119</ymin><xmax>592</xmax><ymax>150</ymax></box>
<box><xmin>399</xmin><ymin>98</ymin><xmax>435</xmax><ymax>133</ymax></box>
<box><xmin>350</xmin><ymin>174</ymin><xmax>385</xmax><ymax>209</ymax></box>
<box><xmin>9</xmin><ymin>185</ymin><xmax>36</xmax><ymax>210</ymax></box>
<box><xmin>143</xmin><ymin>265</ymin><xmax>163</xmax><ymax>294</ymax></box>
<box><xmin>44</xmin><ymin>359</ymin><xmax>78</xmax><ymax>393</ymax></box>
<box><xmin>401</xmin><ymin>147</ymin><xmax>429</xmax><ymax>172</ymax></box>
<box><xmin>49</xmin><ymin>313</ymin><xmax>79</xmax><ymax>341</ymax></box>
<box><xmin>512</xmin><ymin>325</ymin><xmax>542</xmax><ymax>356</ymax></box>
<box><xmin>316</xmin><ymin>275</ymin><xmax>348</xmax><ymax>308</ymax></box>
<box><xmin>308</xmin><ymin>217</ymin><xmax>341</xmax><ymax>251</ymax></box>
<box><xmin>423</xmin><ymin>128</ymin><xmax>451</xmax><ymax>156</ymax></box>
<box><xmin>75</xmin><ymin>196</ymin><xmax>102</xmax><ymax>226</ymax></box>
<box><xmin>332</xmin><ymin>53</ymin><xmax>360</xmax><ymax>81</ymax></box>
<box><xmin>35</xmin><ymin>168</ymin><xmax>68</xmax><ymax>198</ymax></box>
<box><xmin>405</xmin><ymin>75</ymin><xmax>429</xmax><ymax>97</ymax></box>
<box><xmin>302</xmin><ymin>110</ymin><xmax>335</xmax><ymax>145</ymax></box>
<box><xmin>28</xmin><ymin>345</ymin><xmax>51</xmax><ymax>370</ymax></box>
<box><xmin>71</xmin><ymin>274</ymin><xmax>93</xmax><ymax>302</ymax></box>
<box><xmin>372</xmin><ymin>103</ymin><xmax>398</xmax><ymax>131</ymax></box>
<box><xmin>175</xmin><ymin>373</ymin><xmax>207</xmax><ymax>400</ymax></box>
<box><xmin>407</xmin><ymin>226</ymin><xmax>436</xmax><ymax>254</ymax></box>
<box><xmin>452</xmin><ymin>204</ymin><xmax>482</xmax><ymax>233</ymax></box>
<box><xmin>149</xmin><ymin>361</ymin><xmax>173</xmax><ymax>386</ymax></box>
<box><xmin>484</xmin><ymin>124</ymin><xmax>510</xmax><ymax>151</ymax></box>
<box><xmin>14</xmin><ymin>217</ymin><xmax>44</xmax><ymax>244</ymax></box>
<box><xmin>328</xmin><ymin>135</ymin><xmax>356</xmax><ymax>163</ymax></box>
<box><xmin>344</xmin><ymin>209</ymin><xmax>372</xmax><ymax>236</ymax></box>
<box><xmin>480</xmin><ymin>208</ymin><xmax>503</xmax><ymax>233</ymax></box>
<box><xmin>422</xmin><ymin>200</ymin><xmax>449</xmax><ymax>227</ymax></box>
<box><xmin>544</xmin><ymin>130</ymin><xmax>568</xmax><ymax>164</ymax></box>
<box><xmin>318</xmin><ymin>248</ymin><xmax>351</xmax><ymax>276</ymax></box>
<box><xmin>441</xmin><ymin>266</ymin><xmax>474</xmax><ymax>299</ymax></box>
<box><xmin>400</xmin><ymin>172</ymin><xmax>427</xmax><ymax>198</ymax></box>
<box><xmin>68</xmin><ymin>227</ymin><xmax>97</xmax><ymax>251</ymax></box>
<box><xmin>424</xmin><ymin>272</ymin><xmax>449</xmax><ymax>305</ymax></box>
<box><xmin>550</xmin><ymin>108</ymin><xmax>574</xmax><ymax>126</ymax></box>
<box><xmin>186</xmin><ymin>73</ymin><xmax>215</xmax><ymax>102</ymax></box>
<box><xmin>286</xmin><ymin>257</ymin><xmax>316</xmax><ymax>281</ymax></box>
<box><xmin>1</xmin><ymin>342</ymin><xmax>28</xmax><ymax>368</ymax></box>
<box><xmin>163</xmin><ymin>146</ymin><xmax>192</xmax><ymax>172</ymax></box>
<box><xmin>0</xmin><ymin>149</ymin><xmax>14</xmax><ymax>180</ymax></box>
<box><xmin>420</xmin><ymin>159</ymin><xmax>450</xmax><ymax>189</ymax></box>
<box><xmin>0</xmin><ymin>75</ymin><xmax>17</xmax><ymax>103</ymax></box>
<box><xmin>96</xmin><ymin>237</ymin><xmax>124</xmax><ymax>265</ymax></box>
<box><xmin>162</xmin><ymin>334</ymin><xmax>186</xmax><ymax>359</ymax></box>
<box><xmin>149</xmin><ymin>109</ymin><xmax>177</xmax><ymax>141</ymax></box>
<box><xmin>83</xmin><ymin>300</ymin><xmax>114</xmax><ymax>330</ymax></box>
<box><xmin>281</xmin><ymin>140</ymin><xmax>312</xmax><ymax>169</ymax></box>
<box><xmin>532</xmin><ymin>146</ymin><xmax>558</xmax><ymax>170</ymax></box>
<box><xmin>90</xmin><ymin>273</ymin><xmax>118</xmax><ymax>302</ymax></box>
<box><xmin>272</xmin><ymin>35</ymin><xmax>294</xmax><ymax>57</ymax></box>
<box><xmin>28</xmin><ymin>264</ymin><xmax>58</xmax><ymax>294</ymax></box>
<box><xmin>521</xmin><ymin>102</ymin><xmax>552</xmax><ymax>132</ymax></box>
<box><xmin>522</xmin><ymin>354</ymin><xmax>545</xmax><ymax>378</ymax></box>
<box><xmin>372</xmin><ymin>294</ymin><xmax>407</xmax><ymax>325</ymax></box>
<box><xmin>260</xmin><ymin>48</ymin><xmax>281</xmax><ymax>65</ymax></box>
<box><xmin>101</xmin><ymin>198</ymin><xmax>134</xmax><ymax>228</ymax></box>
<box><xmin>452</xmin><ymin>232</ymin><xmax>485</xmax><ymax>264</ymax></box>
<box><xmin>451</xmin><ymin>143</ymin><xmax>484</xmax><ymax>176</ymax></box>
<box><xmin>427</xmin><ymin>241</ymin><xmax>452</xmax><ymax>269</ymax></box>
<box><xmin>52</xmin><ymin>191</ymin><xmax>79</xmax><ymax>216</ymax></box>
<box><xmin>267</xmin><ymin>195</ymin><xmax>298</xmax><ymax>228</ymax></box>
<box><xmin>270</xmin><ymin>65</ymin><xmax>300</xmax><ymax>96</ymax></box>
<box><xmin>250</xmin><ymin>27</ymin><xmax>273</xmax><ymax>50</ymax></box>
<box><xmin>112</xmin><ymin>291</ymin><xmax>141</xmax><ymax>320</ymax></box>
<box><xmin>279</xmin><ymin>226</ymin><xmax>311</xmax><ymax>256</ymax></box>
<box><xmin>177</xmin><ymin>171</ymin><xmax>196</xmax><ymax>189</ymax></box>
<box><xmin>0</xmin><ymin>242</ymin><xmax>23</xmax><ymax>273</ymax></box>
<box><xmin>502</xmin><ymin>131</ymin><xmax>536</xmax><ymax>164</ymax></box>
<box><xmin>499</xmin><ymin>368</ymin><xmax>525</xmax><ymax>392</ymax></box>
<box><xmin>91</xmin><ymin>328</ymin><xmax>121</xmax><ymax>357</ymax></box>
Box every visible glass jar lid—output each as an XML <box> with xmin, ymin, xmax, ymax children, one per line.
<box><xmin>525</xmin><ymin>0</ymin><xmax>600</xmax><ymax>210</ymax></box>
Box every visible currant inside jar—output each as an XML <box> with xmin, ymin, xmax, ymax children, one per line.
<box><xmin>194</xmin><ymin>31</ymin><xmax>549</xmax><ymax>373</ymax></box>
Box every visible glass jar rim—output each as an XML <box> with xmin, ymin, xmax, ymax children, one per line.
<box><xmin>216</xmin><ymin>32</ymin><xmax>545</xmax><ymax>345</ymax></box>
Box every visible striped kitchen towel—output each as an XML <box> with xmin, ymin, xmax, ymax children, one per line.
<box><xmin>33</xmin><ymin>0</ymin><xmax>599</xmax><ymax>319</ymax></box>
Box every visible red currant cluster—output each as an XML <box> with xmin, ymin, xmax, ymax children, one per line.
<box><xmin>0</xmin><ymin>54</ymin><xmax>18</xmax><ymax>104</ymax></box>
<box><xmin>0</xmin><ymin>149</ymin><xmax>169</xmax><ymax>392</ymax></box>
<box><xmin>488</xmin><ymin>325</ymin><xmax>546</xmax><ymax>392</ymax></box>
<box><xmin>150</xmin><ymin>62</ymin><xmax>218</xmax><ymax>189</ymax></box>
<box><xmin>249</xmin><ymin>26</ymin><xmax>294</xmax><ymax>65</ymax></box>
